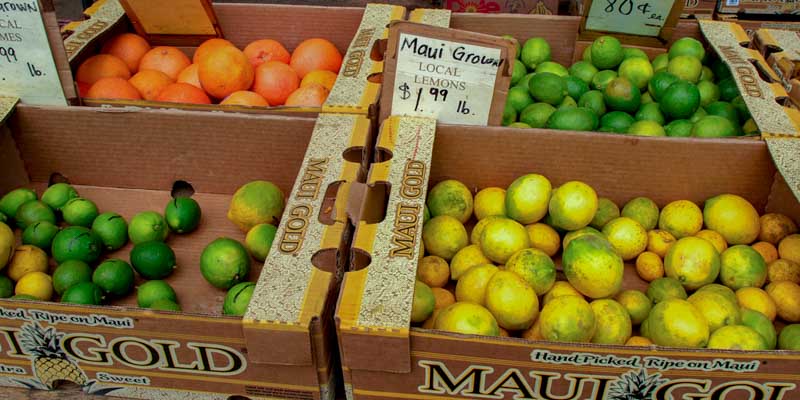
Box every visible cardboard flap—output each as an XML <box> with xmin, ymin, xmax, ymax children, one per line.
<box><xmin>755</xmin><ymin>29</ymin><xmax>800</xmax><ymax>88</ymax></box>
<box><xmin>323</xmin><ymin>4</ymin><xmax>406</xmax><ymax>115</ymax></box>
<box><xmin>407</xmin><ymin>8</ymin><xmax>452</xmax><ymax>27</ymax></box>
<box><xmin>64</xmin><ymin>0</ymin><xmax>126</xmax><ymax>62</ymax></box>
<box><xmin>337</xmin><ymin>116</ymin><xmax>436</xmax><ymax>373</ymax></box>
<box><xmin>120</xmin><ymin>0</ymin><xmax>222</xmax><ymax>45</ymax></box>
<box><xmin>242</xmin><ymin>114</ymin><xmax>368</xmax><ymax>366</ymax></box>
<box><xmin>765</xmin><ymin>138</ymin><xmax>800</xmax><ymax>208</ymax></box>
<box><xmin>699</xmin><ymin>20</ymin><xmax>800</xmax><ymax>138</ymax></box>
<box><xmin>0</xmin><ymin>97</ymin><xmax>19</xmax><ymax>126</ymax></box>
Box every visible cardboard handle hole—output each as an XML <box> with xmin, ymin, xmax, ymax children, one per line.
<box><xmin>375</xmin><ymin>148</ymin><xmax>393</xmax><ymax>163</ymax></box>
<box><xmin>171</xmin><ymin>180</ymin><xmax>195</xmax><ymax>198</ymax></box>
<box><xmin>367</xmin><ymin>72</ymin><xmax>383</xmax><ymax>84</ymax></box>
<box><xmin>318</xmin><ymin>181</ymin><xmax>343</xmax><ymax>226</ymax></box>
<box><xmin>763</xmin><ymin>44</ymin><xmax>784</xmax><ymax>60</ymax></box>
<box><xmin>749</xmin><ymin>59</ymin><xmax>778</xmax><ymax>84</ymax></box>
<box><xmin>311</xmin><ymin>248</ymin><xmax>340</xmax><ymax>275</ymax></box>
<box><xmin>350</xmin><ymin>248</ymin><xmax>371</xmax><ymax>271</ymax></box>
<box><xmin>48</xmin><ymin>172</ymin><xmax>70</xmax><ymax>186</ymax></box>
<box><xmin>227</xmin><ymin>396</ymin><xmax>252</xmax><ymax>400</ymax></box>
<box><xmin>360</xmin><ymin>182</ymin><xmax>390</xmax><ymax>224</ymax></box>
<box><xmin>371</xmin><ymin>38</ymin><xmax>387</xmax><ymax>62</ymax></box>
<box><xmin>342</xmin><ymin>147</ymin><xmax>365</xmax><ymax>164</ymax></box>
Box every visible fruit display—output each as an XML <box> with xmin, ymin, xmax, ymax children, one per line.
<box><xmin>0</xmin><ymin>180</ymin><xmax>281</xmax><ymax>316</ymax></box>
<box><xmin>412</xmin><ymin>174</ymin><xmax>800</xmax><ymax>350</ymax></box>
<box><xmin>503</xmin><ymin>35</ymin><xmax>760</xmax><ymax>137</ymax></box>
<box><xmin>76</xmin><ymin>33</ymin><xmax>343</xmax><ymax>108</ymax></box>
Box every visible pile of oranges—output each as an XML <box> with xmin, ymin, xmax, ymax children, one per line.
<box><xmin>75</xmin><ymin>33</ymin><xmax>343</xmax><ymax>107</ymax></box>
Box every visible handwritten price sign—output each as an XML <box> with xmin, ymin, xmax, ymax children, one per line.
<box><xmin>586</xmin><ymin>0</ymin><xmax>677</xmax><ymax>37</ymax></box>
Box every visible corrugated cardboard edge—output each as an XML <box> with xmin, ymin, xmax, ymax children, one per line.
<box><xmin>407</xmin><ymin>8</ymin><xmax>452</xmax><ymax>27</ymax></box>
<box><xmin>323</xmin><ymin>4</ymin><xmax>406</xmax><ymax>115</ymax></box>
<box><xmin>337</xmin><ymin>116</ymin><xmax>435</xmax><ymax>373</ymax></box>
<box><xmin>0</xmin><ymin>97</ymin><xmax>19</xmax><ymax>125</ymax></box>
<box><xmin>766</xmin><ymin>138</ymin><xmax>800</xmax><ymax>205</ymax></box>
<box><xmin>699</xmin><ymin>20</ymin><xmax>800</xmax><ymax>138</ymax></box>
<box><xmin>63</xmin><ymin>0</ymin><xmax>126</xmax><ymax>62</ymax></box>
<box><xmin>242</xmin><ymin>113</ymin><xmax>369</xmax><ymax>366</ymax></box>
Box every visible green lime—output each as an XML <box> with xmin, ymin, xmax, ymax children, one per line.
<box><xmin>245</xmin><ymin>223</ymin><xmax>277</xmax><ymax>261</ymax></box>
<box><xmin>130</xmin><ymin>241</ymin><xmax>176</xmax><ymax>279</ymax></box>
<box><xmin>15</xmin><ymin>200</ymin><xmax>56</xmax><ymax>230</ymax></box>
<box><xmin>600</xmin><ymin>111</ymin><xmax>636</xmax><ymax>133</ymax></box>
<box><xmin>0</xmin><ymin>213</ymin><xmax>6</xmax><ymax>224</ymax></box>
<box><xmin>507</xmin><ymin>85</ymin><xmax>534</xmax><ymax>113</ymax></box>
<box><xmin>546</xmin><ymin>107</ymin><xmax>599</xmax><ymax>132</ymax></box>
<box><xmin>578</xmin><ymin>90</ymin><xmax>606</xmax><ymax>117</ymax></box>
<box><xmin>648</xmin><ymin>71</ymin><xmax>680</xmax><ymax>102</ymax></box>
<box><xmin>0</xmin><ymin>276</ymin><xmax>13</xmax><ymax>298</ymax></box>
<box><xmin>627</xmin><ymin>120</ymin><xmax>666</xmax><ymax>136</ymax></box>
<box><xmin>652</xmin><ymin>53</ymin><xmax>669</xmax><ymax>72</ymax></box>
<box><xmin>565</xmin><ymin>76</ymin><xmax>589</xmax><ymax>101</ymax></box>
<box><xmin>502</xmin><ymin>102</ymin><xmax>517</xmax><ymax>126</ymax></box>
<box><xmin>697</xmin><ymin>80</ymin><xmax>720</xmax><ymax>107</ymax></box>
<box><xmin>515</xmin><ymin>72</ymin><xmax>536</xmax><ymax>90</ymax></box>
<box><xmin>61</xmin><ymin>282</ymin><xmax>103</xmax><ymax>305</ymax></box>
<box><xmin>93</xmin><ymin>259</ymin><xmax>135</xmax><ymax>297</ymax></box>
<box><xmin>711</xmin><ymin>59</ymin><xmax>733</xmax><ymax>81</ymax></box>
<box><xmin>591</xmin><ymin>198</ymin><xmax>621</xmax><ymax>229</ymax></box>
<box><xmin>128</xmin><ymin>211</ymin><xmax>169</xmax><ymax>244</ymax></box>
<box><xmin>667</xmin><ymin>55</ymin><xmax>702</xmax><ymax>83</ymax></box>
<box><xmin>731</xmin><ymin>96</ymin><xmax>751</xmax><ymax>121</ymax></box>
<box><xmin>623</xmin><ymin>47</ymin><xmax>649</xmax><ymax>60</ymax></box>
<box><xmin>51</xmin><ymin>226</ymin><xmax>102</xmax><ymax>264</ymax></box>
<box><xmin>705</xmin><ymin>101</ymin><xmax>740</xmax><ymax>124</ymax></box>
<box><xmin>604</xmin><ymin>77</ymin><xmax>641</xmax><ymax>113</ymax></box>
<box><xmin>423</xmin><ymin>205</ymin><xmax>430</xmax><ymax>225</ymax></box>
<box><xmin>0</xmin><ymin>188</ymin><xmax>37</xmax><ymax>220</ymax></box>
<box><xmin>11</xmin><ymin>294</ymin><xmax>38</xmax><ymax>300</ymax></box>
<box><xmin>622</xmin><ymin>197</ymin><xmax>660</xmax><ymax>231</ymax></box>
<box><xmin>641</xmin><ymin>92</ymin><xmax>654</xmax><ymax>104</ymax></box>
<box><xmin>559</xmin><ymin>96</ymin><xmax>577</xmax><ymax>110</ymax></box>
<box><xmin>700</xmin><ymin>66</ymin><xmax>715</xmax><ymax>82</ymax></box>
<box><xmin>150</xmin><ymin>299</ymin><xmax>181</xmax><ymax>311</ymax></box>
<box><xmin>91</xmin><ymin>212</ymin><xmax>128</xmax><ymax>251</ymax></box>
<box><xmin>660</xmin><ymin>81</ymin><xmax>701</xmax><ymax>120</ymax></box>
<box><xmin>635</xmin><ymin>102</ymin><xmax>665</xmax><ymax>125</ymax></box>
<box><xmin>590</xmin><ymin>35</ymin><xmax>624</xmax><ymax>70</ymax></box>
<box><xmin>741</xmin><ymin>308</ymin><xmax>777</xmax><ymax>349</ymax></box>
<box><xmin>690</xmin><ymin>107</ymin><xmax>707</xmax><ymax>123</ymax></box>
<box><xmin>508</xmin><ymin>122</ymin><xmax>531</xmax><ymax>129</ymax></box>
<box><xmin>41</xmin><ymin>183</ymin><xmax>78</xmax><ymax>211</ymax></box>
<box><xmin>502</xmin><ymin>35</ymin><xmax>521</xmax><ymax>60</ymax></box>
<box><xmin>668</xmin><ymin>37</ymin><xmax>705</xmax><ymax>61</ymax></box>
<box><xmin>618</xmin><ymin>58</ymin><xmax>654</xmax><ymax>90</ymax></box>
<box><xmin>200</xmin><ymin>238</ymin><xmax>250</xmax><ymax>289</ymax></box>
<box><xmin>743</xmin><ymin>118</ymin><xmax>759</xmax><ymax>135</ymax></box>
<box><xmin>582</xmin><ymin>46</ymin><xmax>592</xmax><ymax>63</ymax></box>
<box><xmin>223</xmin><ymin>282</ymin><xmax>256</xmax><ymax>316</ymax></box>
<box><xmin>646</xmin><ymin>277</ymin><xmax>687</xmax><ymax>304</ymax></box>
<box><xmin>779</xmin><ymin>324</ymin><xmax>800</xmax><ymax>350</ymax></box>
<box><xmin>520</xmin><ymin>103</ymin><xmax>557</xmax><ymax>128</ymax></box>
<box><xmin>22</xmin><ymin>221</ymin><xmax>59</xmax><ymax>251</ymax></box>
<box><xmin>510</xmin><ymin>59</ymin><xmax>526</xmax><ymax>86</ymax></box>
<box><xmin>569</xmin><ymin>61</ymin><xmax>598</xmax><ymax>85</ymax></box>
<box><xmin>53</xmin><ymin>260</ymin><xmax>93</xmax><ymax>295</ymax></box>
<box><xmin>165</xmin><ymin>197</ymin><xmax>201</xmax><ymax>234</ymax></box>
<box><xmin>137</xmin><ymin>280</ymin><xmax>177</xmax><ymax>308</ymax></box>
<box><xmin>520</xmin><ymin>37</ymin><xmax>551</xmax><ymax>69</ymax></box>
<box><xmin>62</xmin><ymin>198</ymin><xmax>99</xmax><ymax>227</ymax></box>
<box><xmin>529</xmin><ymin>72</ymin><xmax>566</xmax><ymax>105</ymax></box>
<box><xmin>591</xmin><ymin>70</ymin><xmax>617</xmax><ymax>91</ymax></box>
<box><xmin>535</xmin><ymin>61</ymin><xmax>569</xmax><ymax>77</ymax></box>
<box><xmin>692</xmin><ymin>115</ymin><xmax>737</xmax><ymax>138</ymax></box>
<box><xmin>665</xmin><ymin>119</ymin><xmax>694</xmax><ymax>137</ymax></box>
<box><xmin>718</xmin><ymin>77</ymin><xmax>740</xmax><ymax>102</ymax></box>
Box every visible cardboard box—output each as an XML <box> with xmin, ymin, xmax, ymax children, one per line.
<box><xmin>752</xmin><ymin>29</ymin><xmax>800</xmax><ymax>91</ymax></box>
<box><xmin>444</xmin><ymin>0</ymin><xmax>559</xmax><ymax>15</ymax></box>
<box><xmin>335</xmin><ymin>115</ymin><xmax>800</xmax><ymax>400</ymax></box>
<box><xmin>716</xmin><ymin>13</ymin><xmax>800</xmax><ymax>38</ymax></box>
<box><xmin>682</xmin><ymin>0</ymin><xmax>717</xmax><ymax>19</ymax></box>
<box><xmin>0</xmin><ymin>105</ymin><xmax>369</xmax><ymax>400</ymax></box>
<box><xmin>790</xmin><ymin>79</ymin><xmax>800</xmax><ymax>108</ymax></box>
<box><xmin>718</xmin><ymin>0</ymin><xmax>800</xmax><ymax>15</ymax></box>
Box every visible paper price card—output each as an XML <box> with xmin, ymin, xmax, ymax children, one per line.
<box><xmin>0</xmin><ymin>1</ymin><xmax>67</xmax><ymax>105</ymax></box>
<box><xmin>585</xmin><ymin>0</ymin><xmax>678</xmax><ymax>37</ymax></box>
<box><xmin>382</xmin><ymin>22</ymin><xmax>514</xmax><ymax>126</ymax></box>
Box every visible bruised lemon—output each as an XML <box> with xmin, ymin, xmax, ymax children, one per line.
<box><xmin>471</xmin><ymin>216</ymin><xmax>503</xmax><ymax>247</ymax></box>
<box><xmin>664</xmin><ymin>236</ymin><xmax>720</xmax><ymax>290</ymax></box>
<box><xmin>704</xmin><ymin>194</ymin><xmax>760</xmax><ymax>245</ymax></box>
<box><xmin>602</xmin><ymin>217</ymin><xmax>648</xmax><ymax>261</ymax></box>
<box><xmin>526</xmin><ymin>223</ymin><xmax>560</xmax><ymax>257</ymax></box>
<box><xmin>548</xmin><ymin>181</ymin><xmax>598</xmax><ymax>231</ymax></box>
<box><xmin>485</xmin><ymin>271</ymin><xmax>539</xmax><ymax>330</ymax></box>
<box><xmin>543</xmin><ymin>281</ymin><xmax>584</xmax><ymax>305</ymax></box>
<box><xmin>752</xmin><ymin>242</ymin><xmax>778</xmax><ymax>264</ymax></box>
<box><xmin>695</xmin><ymin>229</ymin><xmax>728</xmax><ymax>254</ymax></box>
<box><xmin>417</xmin><ymin>256</ymin><xmax>450</xmax><ymax>288</ymax></box>
<box><xmin>688</xmin><ymin>290</ymin><xmax>740</xmax><ymax>332</ymax></box>
<box><xmin>615</xmin><ymin>289</ymin><xmax>652</xmax><ymax>325</ymax></box>
<box><xmin>759</xmin><ymin>213</ymin><xmax>797</xmax><ymax>245</ymax></box>
<box><xmin>626</xmin><ymin>336</ymin><xmax>653</xmax><ymax>346</ymax></box>
<box><xmin>590</xmin><ymin>197</ymin><xmax>620</xmax><ymax>230</ymax></box>
<box><xmin>621</xmin><ymin>197</ymin><xmax>659</xmax><ymax>231</ymax></box>
<box><xmin>434</xmin><ymin>302</ymin><xmax>499</xmax><ymax>336</ymax></box>
<box><xmin>540</xmin><ymin>295</ymin><xmax>596</xmax><ymax>343</ymax></box>
<box><xmin>450</xmin><ymin>244</ymin><xmax>491</xmax><ymax>280</ymax></box>
<box><xmin>779</xmin><ymin>234</ymin><xmax>800</xmax><ymax>264</ymax></box>
<box><xmin>480</xmin><ymin>218</ymin><xmax>530</xmax><ymax>264</ymax></box>
<box><xmin>411</xmin><ymin>281</ymin><xmax>435</xmax><ymax>323</ymax></box>
<box><xmin>15</xmin><ymin>272</ymin><xmax>53</xmax><ymax>301</ymax></box>
<box><xmin>647</xmin><ymin>229</ymin><xmax>676</xmax><ymax>258</ymax></box>
<box><xmin>562</xmin><ymin>226</ymin><xmax>604</xmax><ymax>250</ymax></box>
<box><xmin>697</xmin><ymin>283</ymin><xmax>738</xmax><ymax>305</ymax></box>
<box><xmin>563</xmin><ymin>235</ymin><xmax>623</xmax><ymax>299</ymax></box>
<box><xmin>737</xmin><ymin>287</ymin><xmax>777</xmax><ymax>321</ymax></box>
<box><xmin>505</xmin><ymin>248</ymin><xmax>556</xmax><ymax>295</ymax></box>
<box><xmin>228</xmin><ymin>181</ymin><xmax>285</xmax><ymax>232</ymax></box>
<box><xmin>455</xmin><ymin>264</ymin><xmax>499</xmax><ymax>305</ymax></box>
<box><xmin>473</xmin><ymin>187</ymin><xmax>506</xmax><ymax>220</ymax></box>
<box><xmin>427</xmin><ymin>180</ymin><xmax>473</xmax><ymax>223</ymax></box>
<box><xmin>590</xmin><ymin>299</ymin><xmax>632</xmax><ymax>344</ymax></box>
<box><xmin>423</xmin><ymin>216</ymin><xmax>468</xmax><ymax>260</ymax></box>
<box><xmin>720</xmin><ymin>245</ymin><xmax>767</xmax><ymax>290</ymax></box>
<box><xmin>635</xmin><ymin>251</ymin><xmax>664</xmax><ymax>282</ymax></box>
<box><xmin>766</xmin><ymin>281</ymin><xmax>800</xmax><ymax>322</ymax></box>
<box><xmin>505</xmin><ymin>174</ymin><xmax>552</xmax><ymax>224</ymax></box>
<box><xmin>7</xmin><ymin>245</ymin><xmax>48</xmax><ymax>281</ymax></box>
<box><xmin>646</xmin><ymin>299</ymin><xmax>709</xmax><ymax>348</ymax></box>
<box><xmin>658</xmin><ymin>200</ymin><xmax>703</xmax><ymax>239</ymax></box>
<box><xmin>767</xmin><ymin>258</ymin><xmax>800</xmax><ymax>284</ymax></box>
<box><xmin>521</xmin><ymin>317</ymin><xmax>544</xmax><ymax>341</ymax></box>
<box><xmin>431</xmin><ymin>287</ymin><xmax>455</xmax><ymax>310</ymax></box>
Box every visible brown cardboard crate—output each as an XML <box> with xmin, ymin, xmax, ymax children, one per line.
<box><xmin>718</xmin><ymin>0</ymin><xmax>800</xmax><ymax>16</ymax></box>
<box><xmin>716</xmin><ymin>13</ymin><xmax>800</xmax><ymax>38</ymax></box>
<box><xmin>752</xmin><ymin>29</ymin><xmax>800</xmax><ymax>90</ymax></box>
<box><xmin>0</xmin><ymin>105</ymin><xmax>370</xmax><ymax>400</ymax></box>
<box><xmin>682</xmin><ymin>0</ymin><xmax>717</xmax><ymax>19</ymax></box>
<box><xmin>443</xmin><ymin>0</ymin><xmax>559</xmax><ymax>15</ymax></box>
<box><xmin>335</xmin><ymin>115</ymin><xmax>800</xmax><ymax>400</ymax></box>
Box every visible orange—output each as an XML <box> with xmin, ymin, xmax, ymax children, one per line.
<box><xmin>155</xmin><ymin>83</ymin><xmax>211</xmax><ymax>104</ymax></box>
<box><xmin>139</xmin><ymin>46</ymin><xmax>191</xmax><ymax>80</ymax></box>
<box><xmin>417</xmin><ymin>255</ymin><xmax>450</xmax><ymax>288</ymax></box>
<box><xmin>432</xmin><ymin>287</ymin><xmax>455</xmax><ymax>310</ymax></box>
<box><xmin>129</xmin><ymin>69</ymin><xmax>174</xmax><ymax>101</ymax></box>
<box><xmin>635</xmin><ymin>251</ymin><xmax>664</xmax><ymax>282</ymax></box>
<box><xmin>301</xmin><ymin>70</ymin><xmax>337</xmax><ymax>91</ymax></box>
<box><xmin>198</xmin><ymin>46</ymin><xmax>254</xmax><ymax>99</ymax></box>
<box><xmin>252</xmin><ymin>61</ymin><xmax>300</xmax><ymax>106</ymax></box>
<box><xmin>193</xmin><ymin>38</ymin><xmax>235</xmax><ymax>64</ymax></box>
<box><xmin>77</xmin><ymin>81</ymin><xmax>91</xmax><ymax>97</ymax></box>
<box><xmin>101</xmin><ymin>33</ymin><xmax>151</xmax><ymax>73</ymax></box>
<box><xmin>76</xmin><ymin>54</ymin><xmax>131</xmax><ymax>85</ymax></box>
<box><xmin>86</xmin><ymin>77</ymin><xmax>142</xmax><ymax>100</ymax></box>
<box><xmin>752</xmin><ymin>241</ymin><xmax>779</xmax><ymax>264</ymax></box>
<box><xmin>290</xmin><ymin>38</ymin><xmax>343</xmax><ymax>78</ymax></box>
<box><xmin>220</xmin><ymin>90</ymin><xmax>270</xmax><ymax>107</ymax></box>
<box><xmin>284</xmin><ymin>84</ymin><xmax>329</xmax><ymax>107</ymax></box>
<box><xmin>244</xmin><ymin>39</ymin><xmax>291</xmax><ymax>67</ymax></box>
<box><xmin>177</xmin><ymin>64</ymin><xmax>202</xmax><ymax>89</ymax></box>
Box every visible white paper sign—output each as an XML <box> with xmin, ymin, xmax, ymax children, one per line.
<box><xmin>391</xmin><ymin>33</ymin><xmax>501</xmax><ymax>126</ymax></box>
<box><xmin>586</xmin><ymin>0</ymin><xmax>676</xmax><ymax>37</ymax></box>
<box><xmin>0</xmin><ymin>1</ymin><xmax>67</xmax><ymax>105</ymax></box>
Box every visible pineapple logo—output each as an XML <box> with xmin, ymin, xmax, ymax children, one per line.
<box><xmin>607</xmin><ymin>369</ymin><xmax>668</xmax><ymax>400</ymax></box>
<box><xmin>18</xmin><ymin>322</ymin><xmax>88</xmax><ymax>389</ymax></box>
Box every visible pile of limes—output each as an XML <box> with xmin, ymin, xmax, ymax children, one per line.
<box><xmin>413</xmin><ymin>175</ymin><xmax>800</xmax><ymax>351</ymax></box>
<box><xmin>503</xmin><ymin>34</ymin><xmax>757</xmax><ymax>138</ymax></box>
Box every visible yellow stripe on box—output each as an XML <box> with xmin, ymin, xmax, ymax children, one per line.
<box><xmin>336</xmin><ymin>269</ymin><xmax>370</xmax><ymax>330</ymax></box>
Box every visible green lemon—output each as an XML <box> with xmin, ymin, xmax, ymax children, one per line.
<box><xmin>732</xmin><ymin>95</ymin><xmax>751</xmax><ymax>122</ymax></box>
<box><xmin>565</xmin><ymin>76</ymin><xmax>589</xmax><ymax>101</ymax></box>
<box><xmin>700</xmin><ymin>66</ymin><xmax>715</xmax><ymax>82</ymax></box>
<box><xmin>635</xmin><ymin>103</ymin><xmax>665</xmax><ymax>125</ymax></box>
<box><xmin>507</xmin><ymin>85</ymin><xmax>534</xmax><ymax>113</ymax></box>
<box><xmin>705</xmin><ymin>101</ymin><xmax>740</xmax><ymax>124</ymax></box>
<box><xmin>41</xmin><ymin>183</ymin><xmax>78</xmax><ymax>211</ymax></box>
<box><xmin>604</xmin><ymin>77</ymin><xmax>641</xmax><ymax>113</ymax></box>
<box><xmin>61</xmin><ymin>282</ymin><xmax>103</xmax><ymax>305</ymax></box>
<box><xmin>618</xmin><ymin>57</ymin><xmax>654</xmax><ymax>90</ymax></box>
<box><xmin>91</xmin><ymin>212</ymin><xmax>128</xmax><ymax>251</ymax></box>
<box><xmin>569</xmin><ymin>61</ymin><xmax>598</xmax><ymax>85</ymax></box>
<box><xmin>668</xmin><ymin>37</ymin><xmax>705</xmax><ymax>61</ymax></box>
<box><xmin>130</xmin><ymin>241</ymin><xmax>177</xmax><ymax>280</ymax></box>
<box><xmin>646</xmin><ymin>277</ymin><xmax>687</xmax><ymax>304</ymax></box>
<box><xmin>624</xmin><ymin>47</ymin><xmax>649</xmax><ymax>60</ymax></box>
<box><xmin>530</xmin><ymin>72</ymin><xmax>566</xmax><ymax>105</ymax></box>
<box><xmin>508</xmin><ymin>122</ymin><xmax>531</xmax><ymax>129</ymax></box>
<box><xmin>621</xmin><ymin>197</ymin><xmax>660</xmax><ymax>231</ymax></box>
<box><xmin>692</xmin><ymin>116</ymin><xmax>737</xmax><ymax>138</ymax></box>
<box><xmin>427</xmin><ymin>180</ymin><xmax>473</xmax><ymax>223</ymax></box>
<box><xmin>578</xmin><ymin>90</ymin><xmax>606</xmax><ymax>117</ymax></box>
<box><xmin>536</xmin><ymin>61</ymin><xmax>569</xmax><ymax>77</ymax></box>
<box><xmin>22</xmin><ymin>221</ymin><xmax>59</xmax><ymax>251</ymax></box>
<box><xmin>558</xmin><ymin>96</ymin><xmax>577</xmax><ymax>110</ymax></box>
<box><xmin>652</xmin><ymin>53</ymin><xmax>669</xmax><ymax>72</ymax></box>
<box><xmin>519</xmin><ymin>103</ymin><xmax>556</xmax><ymax>128</ymax></box>
<box><xmin>150</xmin><ymin>299</ymin><xmax>181</xmax><ymax>311</ymax></box>
<box><xmin>227</xmin><ymin>181</ymin><xmax>285</xmax><ymax>232</ymax></box>
<box><xmin>667</xmin><ymin>55</ymin><xmax>703</xmax><ymax>83</ymax></box>
<box><xmin>510</xmin><ymin>59</ymin><xmax>526</xmax><ymax>86</ymax></box>
<box><xmin>690</xmin><ymin>107</ymin><xmax>707</xmax><ymax>123</ymax></box>
<box><xmin>245</xmin><ymin>223</ymin><xmax>277</xmax><ymax>261</ymax></box>
<box><xmin>93</xmin><ymin>259</ymin><xmax>135</xmax><ymax>297</ymax></box>
<box><xmin>0</xmin><ymin>188</ymin><xmax>37</xmax><ymax>220</ymax></box>
<box><xmin>697</xmin><ymin>80</ymin><xmax>720</xmax><ymax>107</ymax></box>
<box><xmin>15</xmin><ymin>200</ymin><xmax>56</xmax><ymax>230</ymax></box>
<box><xmin>137</xmin><ymin>280</ymin><xmax>177</xmax><ymax>308</ymax></box>
<box><xmin>627</xmin><ymin>121</ymin><xmax>665</xmax><ymax>136</ymax></box>
<box><xmin>62</xmin><ymin>198</ymin><xmax>99</xmax><ymax>227</ymax></box>
<box><xmin>223</xmin><ymin>281</ymin><xmax>256</xmax><ymax>316</ymax></box>
<box><xmin>51</xmin><ymin>226</ymin><xmax>102</xmax><ymax>264</ymax></box>
<box><xmin>665</xmin><ymin>119</ymin><xmax>694</xmax><ymax>137</ymax></box>
<box><xmin>718</xmin><ymin>77</ymin><xmax>740</xmax><ymax>102</ymax></box>
<box><xmin>0</xmin><ymin>276</ymin><xmax>13</xmax><ymax>298</ymax></box>
<box><xmin>591</xmin><ymin>198</ymin><xmax>621</xmax><ymax>229</ymax></box>
<box><xmin>129</xmin><ymin>211</ymin><xmax>169</xmax><ymax>244</ymax></box>
<box><xmin>53</xmin><ymin>260</ymin><xmax>93</xmax><ymax>295</ymax></box>
<box><xmin>165</xmin><ymin>197</ymin><xmax>202</xmax><ymax>234</ymax></box>
<box><xmin>502</xmin><ymin>35</ymin><xmax>521</xmax><ymax>60</ymax></box>
<box><xmin>648</xmin><ymin>71</ymin><xmax>680</xmax><ymax>102</ymax></box>
<box><xmin>590</xmin><ymin>35</ymin><xmax>624</xmax><ymax>70</ymax></box>
<box><xmin>502</xmin><ymin>103</ymin><xmax>517</xmax><ymax>126</ymax></box>
<box><xmin>600</xmin><ymin>111</ymin><xmax>636</xmax><ymax>134</ymax></box>
<box><xmin>591</xmin><ymin>70</ymin><xmax>617</xmax><ymax>91</ymax></box>
<box><xmin>200</xmin><ymin>238</ymin><xmax>250</xmax><ymax>289</ymax></box>
<box><xmin>520</xmin><ymin>37</ymin><xmax>551</xmax><ymax>69</ymax></box>
<box><xmin>546</xmin><ymin>107</ymin><xmax>599</xmax><ymax>132</ymax></box>
<box><xmin>660</xmin><ymin>81</ymin><xmax>701</xmax><ymax>120</ymax></box>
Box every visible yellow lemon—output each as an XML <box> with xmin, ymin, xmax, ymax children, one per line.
<box><xmin>697</xmin><ymin>283</ymin><xmax>738</xmax><ymax>305</ymax></box>
<box><xmin>625</xmin><ymin>336</ymin><xmax>653</xmax><ymax>346</ymax></box>
<box><xmin>422</xmin><ymin>216</ymin><xmax>468</xmax><ymax>260</ymax></box>
<box><xmin>539</xmin><ymin>295</ymin><xmax>596</xmax><ymax>343</ymax></box>
<box><xmin>647</xmin><ymin>229</ymin><xmax>676</xmax><ymax>258</ymax></box>
<box><xmin>602</xmin><ymin>217</ymin><xmax>648</xmax><ymax>261</ymax></box>
<box><xmin>480</xmin><ymin>217</ymin><xmax>530</xmax><ymax>264</ymax></box>
<box><xmin>548</xmin><ymin>181</ymin><xmax>598</xmax><ymax>231</ymax></box>
<box><xmin>720</xmin><ymin>245</ymin><xmax>767</xmax><ymax>290</ymax></box>
<box><xmin>0</xmin><ymin>221</ymin><xmax>14</xmax><ymax>271</ymax></box>
<box><xmin>647</xmin><ymin>299</ymin><xmax>709</xmax><ymax>348</ymax></box>
<box><xmin>15</xmin><ymin>271</ymin><xmax>53</xmax><ymax>301</ymax></box>
<box><xmin>450</xmin><ymin>244</ymin><xmax>492</xmax><ymax>280</ymax></box>
<box><xmin>703</xmin><ymin>194</ymin><xmax>760</xmax><ymax>245</ymax></box>
<box><xmin>658</xmin><ymin>200</ymin><xmax>703</xmax><ymax>239</ymax></box>
<box><xmin>485</xmin><ymin>271</ymin><xmax>539</xmax><ymax>330</ymax></box>
<box><xmin>427</xmin><ymin>180</ymin><xmax>473</xmax><ymax>223</ymax></box>
<box><xmin>432</xmin><ymin>287</ymin><xmax>456</xmax><ymax>310</ymax></box>
<box><xmin>766</xmin><ymin>281</ymin><xmax>800</xmax><ymax>322</ymax></box>
<box><xmin>470</xmin><ymin>216</ymin><xmax>503</xmax><ymax>246</ymax></box>
<box><xmin>664</xmin><ymin>236</ymin><xmax>720</xmax><ymax>290</ymax></box>
<box><xmin>635</xmin><ymin>251</ymin><xmax>664</xmax><ymax>282</ymax></box>
<box><xmin>455</xmin><ymin>264</ymin><xmax>499</xmax><ymax>305</ymax></box>
<box><xmin>505</xmin><ymin>174</ymin><xmax>552</xmax><ymax>224</ymax></box>
<box><xmin>525</xmin><ymin>223</ymin><xmax>560</xmax><ymax>257</ymax></box>
<box><xmin>417</xmin><ymin>256</ymin><xmax>450</xmax><ymax>288</ymax></box>
<box><xmin>7</xmin><ymin>245</ymin><xmax>49</xmax><ymax>282</ymax></box>
<box><xmin>590</xmin><ymin>197</ymin><xmax>620</xmax><ymax>230</ymax></box>
<box><xmin>687</xmin><ymin>290</ymin><xmax>740</xmax><ymax>332</ymax></box>
<box><xmin>227</xmin><ymin>180</ymin><xmax>285</xmax><ymax>232</ymax></box>
<box><xmin>759</xmin><ymin>213</ymin><xmax>797</xmax><ymax>245</ymax></box>
<box><xmin>434</xmin><ymin>302</ymin><xmax>500</xmax><ymax>336</ymax></box>
<box><xmin>752</xmin><ymin>241</ymin><xmax>778</xmax><ymax>264</ymax></box>
<box><xmin>590</xmin><ymin>299</ymin><xmax>632</xmax><ymax>344</ymax></box>
<box><xmin>695</xmin><ymin>229</ymin><xmax>728</xmax><ymax>254</ymax></box>
<box><xmin>562</xmin><ymin>226</ymin><xmax>604</xmax><ymax>250</ymax></box>
<box><xmin>506</xmin><ymin>248</ymin><xmax>556</xmax><ymax>294</ymax></box>
<box><xmin>473</xmin><ymin>187</ymin><xmax>506</xmax><ymax>220</ymax></box>
<box><xmin>543</xmin><ymin>281</ymin><xmax>584</xmax><ymax>305</ymax></box>
<box><xmin>411</xmin><ymin>280</ymin><xmax>435</xmax><ymax>323</ymax></box>
<box><xmin>767</xmin><ymin>258</ymin><xmax>800</xmax><ymax>284</ymax></box>
<box><xmin>563</xmin><ymin>235</ymin><xmax>623</xmax><ymax>299</ymax></box>
<box><xmin>778</xmin><ymin>234</ymin><xmax>800</xmax><ymax>264</ymax></box>
<box><xmin>708</xmin><ymin>325</ymin><xmax>768</xmax><ymax>350</ymax></box>
<box><xmin>736</xmin><ymin>287</ymin><xmax>777</xmax><ymax>321</ymax></box>
<box><xmin>615</xmin><ymin>289</ymin><xmax>652</xmax><ymax>325</ymax></box>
